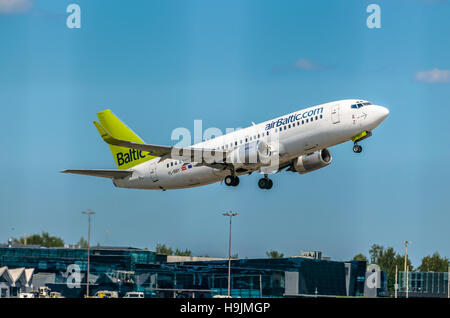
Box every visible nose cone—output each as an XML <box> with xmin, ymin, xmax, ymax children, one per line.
<box><xmin>372</xmin><ymin>105</ymin><xmax>389</xmax><ymax>125</ymax></box>
<box><xmin>378</xmin><ymin>106</ymin><xmax>389</xmax><ymax>120</ymax></box>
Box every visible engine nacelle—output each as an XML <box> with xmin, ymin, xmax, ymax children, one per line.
<box><xmin>227</xmin><ymin>141</ymin><xmax>272</xmax><ymax>168</ymax></box>
<box><xmin>293</xmin><ymin>148</ymin><xmax>332</xmax><ymax>174</ymax></box>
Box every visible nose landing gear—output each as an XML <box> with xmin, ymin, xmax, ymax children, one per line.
<box><xmin>352</xmin><ymin>130</ymin><xmax>372</xmax><ymax>153</ymax></box>
<box><xmin>353</xmin><ymin>143</ymin><xmax>363</xmax><ymax>153</ymax></box>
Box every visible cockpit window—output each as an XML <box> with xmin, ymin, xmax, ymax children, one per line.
<box><xmin>352</xmin><ymin>102</ymin><xmax>371</xmax><ymax>109</ymax></box>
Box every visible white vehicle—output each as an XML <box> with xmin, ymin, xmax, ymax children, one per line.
<box><xmin>38</xmin><ymin>286</ymin><xmax>50</xmax><ymax>298</ymax></box>
<box><xmin>123</xmin><ymin>292</ymin><xmax>144</xmax><ymax>298</ymax></box>
<box><xmin>18</xmin><ymin>293</ymin><xmax>35</xmax><ymax>298</ymax></box>
<box><xmin>63</xmin><ymin>99</ymin><xmax>389</xmax><ymax>190</ymax></box>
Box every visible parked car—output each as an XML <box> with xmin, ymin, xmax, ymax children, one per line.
<box><xmin>38</xmin><ymin>286</ymin><xmax>51</xmax><ymax>298</ymax></box>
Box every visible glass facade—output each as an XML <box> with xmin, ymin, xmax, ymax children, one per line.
<box><xmin>165</xmin><ymin>258</ymin><xmax>367</xmax><ymax>297</ymax></box>
<box><xmin>399</xmin><ymin>271</ymin><xmax>449</xmax><ymax>296</ymax></box>
<box><xmin>0</xmin><ymin>246</ymin><xmax>164</xmax><ymax>274</ymax></box>
<box><xmin>348</xmin><ymin>261</ymin><xmax>366</xmax><ymax>296</ymax></box>
<box><xmin>0</xmin><ymin>246</ymin><xmax>366</xmax><ymax>298</ymax></box>
<box><xmin>134</xmin><ymin>263</ymin><xmax>286</xmax><ymax>298</ymax></box>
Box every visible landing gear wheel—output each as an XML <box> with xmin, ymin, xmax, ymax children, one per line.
<box><xmin>353</xmin><ymin>144</ymin><xmax>363</xmax><ymax>153</ymax></box>
<box><xmin>258</xmin><ymin>178</ymin><xmax>273</xmax><ymax>190</ymax></box>
<box><xmin>258</xmin><ymin>178</ymin><xmax>268</xmax><ymax>189</ymax></box>
<box><xmin>225</xmin><ymin>176</ymin><xmax>234</xmax><ymax>186</ymax></box>
<box><xmin>225</xmin><ymin>175</ymin><xmax>239</xmax><ymax>187</ymax></box>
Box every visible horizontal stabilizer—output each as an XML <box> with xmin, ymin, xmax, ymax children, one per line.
<box><xmin>61</xmin><ymin>169</ymin><xmax>132</xmax><ymax>179</ymax></box>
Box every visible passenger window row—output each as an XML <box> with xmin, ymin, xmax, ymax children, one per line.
<box><xmin>217</xmin><ymin>131</ymin><xmax>271</xmax><ymax>150</ymax></box>
<box><xmin>166</xmin><ymin>161</ymin><xmax>180</xmax><ymax>168</ymax></box>
<box><xmin>275</xmin><ymin>114</ymin><xmax>323</xmax><ymax>133</ymax></box>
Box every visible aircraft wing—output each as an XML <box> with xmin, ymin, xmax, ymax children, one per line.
<box><xmin>93</xmin><ymin>121</ymin><xmax>228</xmax><ymax>163</ymax></box>
<box><xmin>61</xmin><ymin>169</ymin><xmax>132</xmax><ymax>179</ymax></box>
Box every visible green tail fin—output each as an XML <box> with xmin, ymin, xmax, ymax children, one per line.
<box><xmin>95</xmin><ymin>109</ymin><xmax>156</xmax><ymax>169</ymax></box>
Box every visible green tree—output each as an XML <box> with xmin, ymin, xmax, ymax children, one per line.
<box><xmin>418</xmin><ymin>252</ymin><xmax>449</xmax><ymax>272</ymax></box>
<box><xmin>76</xmin><ymin>237</ymin><xmax>89</xmax><ymax>249</ymax></box>
<box><xmin>266</xmin><ymin>250</ymin><xmax>284</xmax><ymax>258</ymax></box>
<box><xmin>175</xmin><ymin>248</ymin><xmax>192</xmax><ymax>256</ymax></box>
<box><xmin>13</xmin><ymin>232</ymin><xmax>64</xmax><ymax>247</ymax></box>
<box><xmin>369</xmin><ymin>244</ymin><xmax>384</xmax><ymax>264</ymax></box>
<box><xmin>368</xmin><ymin>244</ymin><xmax>412</xmax><ymax>291</ymax></box>
<box><xmin>352</xmin><ymin>253</ymin><xmax>368</xmax><ymax>262</ymax></box>
<box><xmin>156</xmin><ymin>243</ymin><xmax>173</xmax><ymax>255</ymax></box>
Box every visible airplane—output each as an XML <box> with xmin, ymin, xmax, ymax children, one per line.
<box><xmin>62</xmin><ymin>99</ymin><xmax>389</xmax><ymax>190</ymax></box>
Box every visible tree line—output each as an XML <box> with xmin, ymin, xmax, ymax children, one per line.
<box><xmin>352</xmin><ymin>244</ymin><xmax>449</xmax><ymax>291</ymax></box>
<box><xmin>352</xmin><ymin>244</ymin><xmax>449</xmax><ymax>272</ymax></box>
<box><xmin>11</xmin><ymin>232</ymin><xmax>89</xmax><ymax>249</ymax></box>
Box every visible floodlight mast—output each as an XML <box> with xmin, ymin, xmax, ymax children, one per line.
<box><xmin>403</xmin><ymin>241</ymin><xmax>411</xmax><ymax>298</ymax></box>
<box><xmin>223</xmin><ymin>211</ymin><xmax>238</xmax><ymax>297</ymax></box>
<box><xmin>82</xmin><ymin>209</ymin><xmax>95</xmax><ymax>298</ymax></box>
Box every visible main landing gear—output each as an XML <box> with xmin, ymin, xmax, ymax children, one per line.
<box><xmin>224</xmin><ymin>175</ymin><xmax>240</xmax><ymax>187</ymax></box>
<box><xmin>258</xmin><ymin>175</ymin><xmax>273</xmax><ymax>190</ymax></box>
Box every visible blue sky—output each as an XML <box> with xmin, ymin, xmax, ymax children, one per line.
<box><xmin>1</xmin><ymin>0</ymin><xmax>449</xmax><ymax>266</ymax></box>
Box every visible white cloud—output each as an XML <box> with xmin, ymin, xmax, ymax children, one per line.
<box><xmin>293</xmin><ymin>58</ymin><xmax>326</xmax><ymax>71</ymax></box>
<box><xmin>0</xmin><ymin>0</ymin><xmax>32</xmax><ymax>14</ymax></box>
<box><xmin>272</xmin><ymin>58</ymin><xmax>329</xmax><ymax>74</ymax></box>
<box><xmin>415</xmin><ymin>68</ymin><xmax>450</xmax><ymax>83</ymax></box>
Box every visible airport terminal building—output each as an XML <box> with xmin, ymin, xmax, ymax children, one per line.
<box><xmin>0</xmin><ymin>244</ymin><xmax>373</xmax><ymax>298</ymax></box>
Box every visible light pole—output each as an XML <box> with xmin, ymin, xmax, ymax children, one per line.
<box><xmin>403</xmin><ymin>241</ymin><xmax>411</xmax><ymax>298</ymax></box>
<box><xmin>395</xmin><ymin>265</ymin><xmax>398</xmax><ymax>299</ymax></box>
<box><xmin>223</xmin><ymin>211</ymin><xmax>238</xmax><ymax>297</ymax></box>
<box><xmin>82</xmin><ymin>209</ymin><xmax>95</xmax><ymax>298</ymax></box>
<box><xmin>448</xmin><ymin>266</ymin><xmax>450</xmax><ymax>299</ymax></box>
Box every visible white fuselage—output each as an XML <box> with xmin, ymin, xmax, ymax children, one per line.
<box><xmin>113</xmin><ymin>99</ymin><xmax>389</xmax><ymax>190</ymax></box>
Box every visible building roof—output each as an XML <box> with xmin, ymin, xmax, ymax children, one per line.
<box><xmin>0</xmin><ymin>243</ymin><xmax>43</xmax><ymax>249</ymax></box>
<box><xmin>24</xmin><ymin>268</ymin><xmax>35</xmax><ymax>283</ymax></box>
<box><xmin>0</xmin><ymin>266</ymin><xmax>12</xmax><ymax>283</ymax></box>
<box><xmin>0</xmin><ymin>267</ymin><xmax>34</xmax><ymax>287</ymax></box>
<box><xmin>167</xmin><ymin>256</ymin><xmax>227</xmax><ymax>263</ymax></box>
<box><xmin>8</xmin><ymin>267</ymin><xmax>25</xmax><ymax>282</ymax></box>
<box><xmin>90</xmin><ymin>246</ymin><xmax>143</xmax><ymax>251</ymax></box>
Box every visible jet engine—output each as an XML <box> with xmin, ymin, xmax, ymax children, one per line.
<box><xmin>292</xmin><ymin>148</ymin><xmax>332</xmax><ymax>174</ymax></box>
